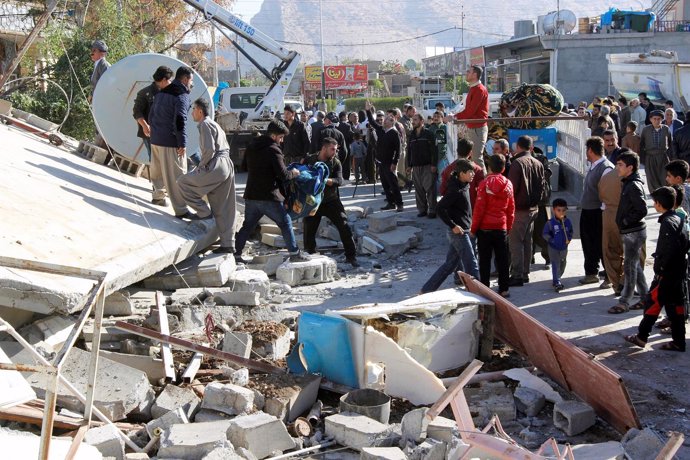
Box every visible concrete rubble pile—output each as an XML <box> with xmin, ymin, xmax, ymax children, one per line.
<box><xmin>0</xmin><ymin>282</ymin><xmax>677</xmax><ymax>459</ymax></box>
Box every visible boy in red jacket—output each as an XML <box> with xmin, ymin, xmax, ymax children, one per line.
<box><xmin>470</xmin><ymin>154</ymin><xmax>515</xmax><ymax>297</ymax></box>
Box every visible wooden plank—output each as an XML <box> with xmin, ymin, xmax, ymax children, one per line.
<box><xmin>156</xmin><ymin>292</ymin><xmax>177</xmax><ymax>383</ymax></box>
<box><xmin>460</xmin><ymin>272</ymin><xmax>641</xmax><ymax>434</ymax></box>
<box><xmin>427</xmin><ymin>359</ymin><xmax>482</xmax><ymax>420</ymax></box>
<box><xmin>113</xmin><ymin>321</ymin><xmax>285</xmax><ymax>374</ymax></box>
<box><xmin>65</xmin><ymin>424</ymin><xmax>89</xmax><ymax>460</ymax></box>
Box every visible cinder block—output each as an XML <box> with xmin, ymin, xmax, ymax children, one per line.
<box><xmin>158</xmin><ymin>421</ymin><xmax>234</xmax><ymax>460</ymax></box>
<box><xmin>92</xmin><ymin>145</ymin><xmax>109</xmax><ymax>164</ymax></box>
<box><xmin>151</xmin><ymin>384</ymin><xmax>201</xmax><ymax>420</ymax></box>
<box><xmin>401</xmin><ymin>407</ymin><xmax>429</xmax><ymax>443</ymax></box>
<box><xmin>261</xmin><ymin>233</ymin><xmax>286</xmax><ymax>248</ymax></box>
<box><xmin>226</xmin><ymin>269</ymin><xmax>270</xmax><ymax>299</ymax></box>
<box><xmin>146</xmin><ymin>407</ymin><xmax>189</xmax><ymax>439</ymax></box>
<box><xmin>212</xmin><ymin>290</ymin><xmax>261</xmax><ymax>306</ymax></box>
<box><xmin>275</xmin><ymin>255</ymin><xmax>337</xmax><ymax>287</ymax></box>
<box><xmin>202</xmin><ymin>382</ymin><xmax>255</xmax><ymax>416</ymax></box>
<box><xmin>514</xmin><ymin>386</ymin><xmax>546</xmax><ymax>417</ymax></box>
<box><xmin>84</xmin><ymin>424</ymin><xmax>125</xmax><ymax>460</ymax></box>
<box><xmin>367</xmin><ymin>213</ymin><xmax>397</xmax><ymax>233</ymax></box>
<box><xmin>553</xmin><ymin>400</ymin><xmax>596</xmax><ymax>436</ymax></box>
<box><xmin>226</xmin><ymin>412</ymin><xmax>295</xmax><ymax>459</ymax></box>
<box><xmin>325</xmin><ymin>412</ymin><xmax>390</xmax><ymax>451</ymax></box>
<box><xmin>222</xmin><ymin>331</ymin><xmax>252</xmax><ymax>358</ymax></box>
<box><xmin>361</xmin><ymin>447</ymin><xmax>407</xmax><ymax>460</ymax></box>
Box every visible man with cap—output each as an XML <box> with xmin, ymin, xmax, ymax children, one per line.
<box><xmin>312</xmin><ymin>111</ymin><xmax>348</xmax><ymax>167</ymax></box>
<box><xmin>89</xmin><ymin>40</ymin><xmax>110</xmax><ymax>101</ymax></box>
<box><xmin>640</xmin><ymin>109</ymin><xmax>673</xmax><ymax>193</ymax></box>
<box><xmin>282</xmin><ymin>104</ymin><xmax>310</xmax><ymax>165</ymax></box>
<box><xmin>133</xmin><ymin>66</ymin><xmax>173</xmax><ymax>206</ymax></box>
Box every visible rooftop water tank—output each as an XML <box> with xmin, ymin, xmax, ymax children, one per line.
<box><xmin>514</xmin><ymin>20</ymin><xmax>536</xmax><ymax>38</ymax></box>
<box><xmin>541</xmin><ymin>10</ymin><xmax>577</xmax><ymax>35</ymax></box>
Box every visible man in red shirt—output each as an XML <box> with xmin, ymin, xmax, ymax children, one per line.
<box><xmin>448</xmin><ymin>65</ymin><xmax>489</xmax><ymax>172</ymax></box>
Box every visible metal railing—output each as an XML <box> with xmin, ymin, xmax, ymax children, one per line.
<box><xmin>552</xmin><ymin>118</ymin><xmax>590</xmax><ymax>176</ymax></box>
<box><xmin>654</xmin><ymin>20</ymin><xmax>690</xmax><ymax>32</ymax></box>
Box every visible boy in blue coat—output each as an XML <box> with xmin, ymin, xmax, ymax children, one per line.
<box><xmin>542</xmin><ymin>198</ymin><xmax>574</xmax><ymax>291</ymax></box>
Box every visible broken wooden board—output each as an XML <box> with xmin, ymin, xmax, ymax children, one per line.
<box><xmin>459</xmin><ymin>272</ymin><xmax>640</xmax><ymax>434</ymax></box>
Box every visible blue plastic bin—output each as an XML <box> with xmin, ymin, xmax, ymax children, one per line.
<box><xmin>508</xmin><ymin>127</ymin><xmax>558</xmax><ymax>160</ymax></box>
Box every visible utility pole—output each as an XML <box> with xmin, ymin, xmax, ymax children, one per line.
<box><xmin>211</xmin><ymin>26</ymin><xmax>219</xmax><ymax>87</ymax></box>
<box><xmin>461</xmin><ymin>5</ymin><xmax>465</xmax><ymax>49</ymax></box>
<box><xmin>319</xmin><ymin>0</ymin><xmax>326</xmax><ymax>110</ymax></box>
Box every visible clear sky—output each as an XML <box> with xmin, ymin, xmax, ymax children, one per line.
<box><xmin>231</xmin><ymin>0</ymin><xmax>263</xmax><ymax>20</ymax></box>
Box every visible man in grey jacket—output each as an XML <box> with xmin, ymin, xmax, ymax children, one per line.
<box><xmin>178</xmin><ymin>99</ymin><xmax>236</xmax><ymax>254</ymax></box>
<box><xmin>89</xmin><ymin>40</ymin><xmax>110</xmax><ymax>101</ymax></box>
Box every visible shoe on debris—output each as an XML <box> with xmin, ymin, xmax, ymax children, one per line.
<box><xmin>578</xmin><ymin>275</ymin><xmax>600</xmax><ymax>285</ymax></box>
<box><xmin>151</xmin><ymin>198</ymin><xmax>168</xmax><ymax>206</ymax></box>
<box><xmin>175</xmin><ymin>211</ymin><xmax>195</xmax><ymax>220</ymax></box>
<box><xmin>289</xmin><ymin>250</ymin><xmax>312</xmax><ymax>262</ymax></box>
<box><xmin>381</xmin><ymin>203</ymin><xmax>396</xmax><ymax>211</ymax></box>
<box><xmin>346</xmin><ymin>257</ymin><xmax>361</xmax><ymax>268</ymax></box>
<box><xmin>234</xmin><ymin>253</ymin><xmax>248</xmax><ymax>264</ymax></box>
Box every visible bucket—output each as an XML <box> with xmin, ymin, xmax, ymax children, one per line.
<box><xmin>339</xmin><ymin>389</ymin><xmax>391</xmax><ymax>424</ymax></box>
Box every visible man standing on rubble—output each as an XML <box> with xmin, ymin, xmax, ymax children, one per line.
<box><xmin>303</xmin><ymin>137</ymin><xmax>360</xmax><ymax>267</ymax></box>
<box><xmin>234</xmin><ymin>120</ymin><xmax>310</xmax><ymax>263</ymax></box>
<box><xmin>133</xmin><ymin>65</ymin><xmax>173</xmax><ymax>206</ymax></box>
<box><xmin>177</xmin><ymin>98</ymin><xmax>237</xmax><ymax>254</ymax></box>
<box><xmin>366</xmin><ymin>101</ymin><xmax>404</xmax><ymax>212</ymax></box>
<box><xmin>149</xmin><ymin>65</ymin><xmax>194</xmax><ymax>219</ymax></box>
<box><xmin>448</xmin><ymin>65</ymin><xmax>489</xmax><ymax>172</ymax></box>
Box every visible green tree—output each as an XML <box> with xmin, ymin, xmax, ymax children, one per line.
<box><xmin>445</xmin><ymin>75</ymin><xmax>469</xmax><ymax>94</ymax></box>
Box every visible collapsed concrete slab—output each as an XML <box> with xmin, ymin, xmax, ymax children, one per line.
<box><xmin>275</xmin><ymin>256</ymin><xmax>337</xmax><ymax>287</ymax></box>
<box><xmin>226</xmin><ymin>412</ymin><xmax>295</xmax><ymax>459</ymax></box>
<box><xmin>143</xmin><ymin>254</ymin><xmax>236</xmax><ymax>290</ymax></box>
<box><xmin>157</xmin><ymin>420</ymin><xmax>234</xmax><ymax>460</ymax></box>
<box><xmin>24</xmin><ymin>347</ymin><xmax>152</xmax><ymax>421</ymax></box>
<box><xmin>0</xmin><ymin>123</ymin><xmax>218</xmax><ymax>315</ymax></box>
<box><xmin>364</xmin><ymin>226</ymin><xmax>423</xmax><ymax>258</ymax></box>
<box><xmin>367</xmin><ymin>213</ymin><xmax>397</xmax><ymax>233</ymax></box>
<box><xmin>20</xmin><ymin>314</ymin><xmax>77</xmax><ymax>355</ymax></box>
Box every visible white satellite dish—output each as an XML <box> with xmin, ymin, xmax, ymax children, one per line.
<box><xmin>92</xmin><ymin>53</ymin><xmax>213</xmax><ymax>165</ymax></box>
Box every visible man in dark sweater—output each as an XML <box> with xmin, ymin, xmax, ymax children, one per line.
<box><xmin>366</xmin><ymin>101</ymin><xmax>403</xmax><ymax>211</ymax></box>
<box><xmin>282</xmin><ymin>104</ymin><xmax>310</xmax><ymax>165</ymax></box>
<box><xmin>234</xmin><ymin>121</ymin><xmax>309</xmax><ymax>263</ymax></box>
<box><xmin>406</xmin><ymin>113</ymin><xmax>438</xmax><ymax>218</ymax></box>
<box><xmin>303</xmin><ymin>138</ymin><xmax>359</xmax><ymax>267</ymax></box>
<box><xmin>421</xmin><ymin>159</ymin><xmax>479</xmax><ymax>293</ymax></box>
<box><xmin>608</xmin><ymin>151</ymin><xmax>648</xmax><ymax>314</ymax></box>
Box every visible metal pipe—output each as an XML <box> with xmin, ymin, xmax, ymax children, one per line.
<box><xmin>266</xmin><ymin>440</ymin><xmax>336</xmax><ymax>460</ymax></box>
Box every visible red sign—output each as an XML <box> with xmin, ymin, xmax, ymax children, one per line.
<box><xmin>469</xmin><ymin>47</ymin><xmax>485</xmax><ymax>67</ymax></box>
<box><xmin>304</xmin><ymin>65</ymin><xmax>368</xmax><ymax>89</ymax></box>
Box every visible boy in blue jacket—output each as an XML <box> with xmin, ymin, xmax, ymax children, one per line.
<box><xmin>543</xmin><ymin>198</ymin><xmax>574</xmax><ymax>291</ymax></box>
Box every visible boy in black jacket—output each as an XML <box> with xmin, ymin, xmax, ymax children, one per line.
<box><xmin>625</xmin><ymin>186</ymin><xmax>687</xmax><ymax>352</ymax></box>
<box><xmin>420</xmin><ymin>159</ymin><xmax>479</xmax><ymax>293</ymax></box>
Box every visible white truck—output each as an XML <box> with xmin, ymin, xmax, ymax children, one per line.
<box><xmin>608</xmin><ymin>50</ymin><xmax>690</xmax><ymax>113</ymax></box>
<box><xmin>181</xmin><ymin>0</ymin><xmax>302</xmax><ymax>166</ymax></box>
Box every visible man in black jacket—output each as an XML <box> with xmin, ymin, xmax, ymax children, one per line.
<box><xmin>406</xmin><ymin>113</ymin><xmax>438</xmax><ymax>218</ymax></box>
<box><xmin>312</xmin><ymin>112</ymin><xmax>348</xmax><ymax>163</ymax></box>
<box><xmin>673</xmin><ymin>117</ymin><xmax>690</xmax><ymax>163</ymax></box>
<box><xmin>337</xmin><ymin>111</ymin><xmax>355</xmax><ymax>180</ymax></box>
<box><xmin>282</xmin><ymin>104</ymin><xmax>310</xmax><ymax>165</ymax></box>
<box><xmin>609</xmin><ymin>151</ymin><xmax>648</xmax><ymax>313</ymax></box>
<box><xmin>366</xmin><ymin>101</ymin><xmax>403</xmax><ymax>211</ymax></box>
<box><xmin>303</xmin><ymin>138</ymin><xmax>359</xmax><ymax>267</ymax></box>
<box><xmin>133</xmin><ymin>65</ymin><xmax>173</xmax><ymax>206</ymax></box>
<box><xmin>234</xmin><ymin>121</ymin><xmax>309</xmax><ymax>263</ymax></box>
<box><xmin>309</xmin><ymin>111</ymin><xmax>325</xmax><ymax>153</ymax></box>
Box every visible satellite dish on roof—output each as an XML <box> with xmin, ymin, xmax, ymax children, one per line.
<box><xmin>92</xmin><ymin>53</ymin><xmax>213</xmax><ymax>165</ymax></box>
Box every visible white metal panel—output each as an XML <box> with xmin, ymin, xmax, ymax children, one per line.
<box><xmin>92</xmin><ymin>53</ymin><xmax>213</xmax><ymax>165</ymax></box>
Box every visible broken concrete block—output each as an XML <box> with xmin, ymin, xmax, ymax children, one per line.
<box><xmin>193</xmin><ymin>408</ymin><xmax>232</xmax><ymax>423</ymax></box>
<box><xmin>226</xmin><ymin>269</ymin><xmax>270</xmax><ymax>299</ymax></box>
<box><xmin>125</xmin><ymin>454</ymin><xmax>150</xmax><ymax>460</ymax></box>
<box><xmin>222</xmin><ymin>366</ymin><xmax>249</xmax><ymax>386</ymax></box>
<box><xmin>464</xmin><ymin>383</ymin><xmax>516</xmax><ymax>426</ymax></box>
<box><xmin>129</xmin><ymin>387</ymin><xmax>156</xmax><ymax>420</ymax></box>
<box><xmin>237</xmin><ymin>447</ymin><xmax>259</xmax><ymax>460</ymax></box>
<box><xmin>143</xmin><ymin>254</ymin><xmax>235</xmax><ymax>290</ymax></box>
<box><xmin>202</xmin><ymin>382</ymin><xmax>255</xmax><ymax>416</ymax></box>
<box><xmin>248</xmin><ymin>254</ymin><xmax>285</xmax><ymax>276</ymax></box>
<box><xmin>621</xmin><ymin>428</ymin><xmax>665</xmax><ymax>460</ymax></box>
<box><xmin>261</xmin><ymin>233</ymin><xmax>286</xmax><ymax>248</ymax></box>
<box><xmin>514</xmin><ymin>386</ymin><xmax>546</xmax><ymax>417</ymax></box>
<box><xmin>103</xmin><ymin>290</ymin><xmax>152</xmax><ymax>316</ymax></box>
<box><xmin>365</xmin><ymin>226</ymin><xmax>423</xmax><ymax>258</ymax></box>
<box><xmin>84</xmin><ymin>424</ymin><xmax>125</xmax><ymax>460</ymax></box>
<box><xmin>222</xmin><ymin>331</ymin><xmax>252</xmax><ymax>358</ymax></box>
<box><xmin>247</xmin><ymin>374</ymin><xmax>321</xmax><ymax>422</ymax></box>
<box><xmin>252</xmin><ymin>389</ymin><xmax>265</xmax><ymax>412</ymax></box>
<box><xmin>158</xmin><ymin>420</ymin><xmax>234</xmax><ymax>460</ymax></box>
<box><xmin>263</xmin><ymin>397</ymin><xmax>290</xmax><ymax>421</ymax></box>
<box><xmin>360</xmin><ymin>447</ymin><xmax>407</xmax><ymax>460</ymax></box>
<box><xmin>212</xmin><ymin>290</ymin><xmax>261</xmax><ymax>306</ymax></box>
<box><xmin>99</xmin><ymin>351</ymin><xmax>166</xmax><ymax>385</ymax></box>
<box><xmin>553</xmin><ymin>400</ymin><xmax>596</xmax><ymax>436</ymax></box>
<box><xmin>407</xmin><ymin>438</ymin><xmax>446</xmax><ymax>460</ymax></box>
<box><xmin>426</xmin><ymin>416</ymin><xmax>458</xmax><ymax>443</ymax></box>
<box><xmin>236</xmin><ymin>320</ymin><xmax>291</xmax><ymax>360</ymax></box>
<box><xmin>260</xmin><ymin>223</ymin><xmax>282</xmax><ymax>234</ymax></box>
<box><xmin>226</xmin><ymin>412</ymin><xmax>296</xmax><ymax>459</ymax></box>
<box><xmin>146</xmin><ymin>407</ymin><xmax>189</xmax><ymax>439</ymax></box>
<box><xmin>197</xmin><ymin>254</ymin><xmax>237</xmax><ymax>286</ymax></box>
<box><xmin>401</xmin><ymin>408</ymin><xmax>429</xmax><ymax>443</ymax></box>
<box><xmin>367</xmin><ymin>213</ymin><xmax>397</xmax><ymax>233</ymax></box>
<box><xmin>24</xmin><ymin>314</ymin><xmax>77</xmax><ymax>354</ymax></box>
<box><xmin>25</xmin><ymin>348</ymin><xmax>151</xmax><ymax>421</ymax></box>
<box><xmin>275</xmin><ymin>255</ymin><xmax>337</xmax><ymax>287</ymax></box>
<box><xmin>325</xmin><ymin>412</ymin><xmax>390</xmax><ymax>451</ymax></box>
<box><xmin>151</xmin><ymin>385</ymin><xmax>201</xmax><ymax>420</ymax></box>
<box><xmin>318</xmin><ymin>222</ymin><xmax>342</xmax><ymax>241</ymax></box>
<box><xmin>345</xmin><ymin>206</ymin><xmax>366</xmax><ymax>221</ymax></box>
<box><xmin>201</xmin><ymin>446</ymin><xmax>244</xmax><ymax>460</ymax></box>
<box><xmin>361</xmin><ymin>236</ymin><xmax>385</xmax><ymax>254</ymax></box>
<box><xmin>503</xmin><ymin>368</ymin><xmax>563</xmax><ymax>403</ymax></box>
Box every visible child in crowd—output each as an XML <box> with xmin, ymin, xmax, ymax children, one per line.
<box><xmin>621</xmin><ymin>121</ymin><xmax>641</xmax><ymax>154</ymax></box>
<box><xmin>470</xmin><ymin>154</ymin><xmax>515</xmax><ymax>297</ymax></box>
<box><xmin>350</xmin><ymin>132</ymin><xmax>367</xmax><ymax>184</ymax></box>
<box><xmin>420</xmin><ymin>159</ymin><xmax>479</xmax><ymax>293</ymax></box>
<box><xmin>542</xmin><ymin>198</ymin><xmax>573</xmax><ymax>292</ymax></box>
<box><xmin>665</xmin><ymin>159</ymin><xmax>690</xmax><ymax>215</ymax></box>
<box><xmin>625</xmin><ymin>186</ymin><xmax>687</xmax><ymax>352</ymax></box>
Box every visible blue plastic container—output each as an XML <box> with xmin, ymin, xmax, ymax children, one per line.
<box><xmin>508</xmin><ymin>127</ymin><xmax>558</xmax><ymax>160</ymax></box>
<box><xmin>286</xmin><ymin>312</ymin><xmax>359</xmax><ymax>388</ymax></box>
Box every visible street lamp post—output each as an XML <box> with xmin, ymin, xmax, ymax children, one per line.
<box><xmin>319</xmin><ymin>0</ymin><xmax>326</xmax><ymax>111</ymax></box>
